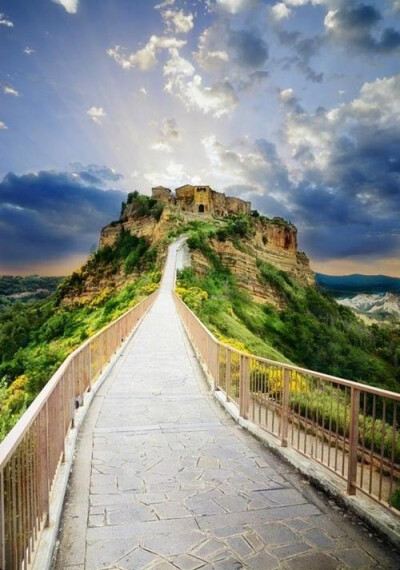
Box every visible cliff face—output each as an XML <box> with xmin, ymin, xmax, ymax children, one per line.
<box><xmin>98</xmin><ymin>201</ymin><xmax>314</xmax><ymax>307</ymax></box>
<box><xmin>189</xmin><ymin>221</ymin><xmax>313</xmax><ymax>306</ymax></box>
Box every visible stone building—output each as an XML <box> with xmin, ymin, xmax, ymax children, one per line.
<box><xmin>151</xmin><ymin>184</ymin><xmax>251</xmax><ymax>217</ymax></box>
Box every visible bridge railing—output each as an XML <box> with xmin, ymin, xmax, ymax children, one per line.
<box><xmin>174</xmin><ymin>292</ymin><xmax>400</xmax><ymax>515</ymax></box>
<box><xmin>0</xmin><ymin>290</ymin><xmax>157</xmax><ymax>570</ymax></box>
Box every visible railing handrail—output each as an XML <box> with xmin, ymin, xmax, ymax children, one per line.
<box><xmin>0</xmin><ymin>292</ymin><xmax>157</xmax><ymax>466</ymax></box>
<box><xmin>173</xmin><ymin>292</ymin><xmax>400</xmax><ymax>401</ymax></box>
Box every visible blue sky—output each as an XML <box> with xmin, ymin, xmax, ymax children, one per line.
<box><xmin>0</xmin><ymin>0</ymin><xmax>399</xmax><ymax>276</ymax></box>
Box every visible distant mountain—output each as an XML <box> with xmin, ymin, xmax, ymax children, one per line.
<box><xmin>337</xmin><ymin>292</ymin><xmax>400</xmax><ymax>322</ymax></box>
<box><xmin>315</xmin><ymin>273</ymin><xmax>400</xmax><ymax>297</ymax></box>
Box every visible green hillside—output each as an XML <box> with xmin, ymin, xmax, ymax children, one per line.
<box><xmin>0</xmin><ymin>192</ymin><xmax>399</xmax><ymax>443</ymax></box>
<box><xmin>176</xmin><ymin>222</ymin><xmax>400</xmax><ymax>393</ymax></box>
<box><xmin>0</xmin><ymin>227</ymin><xmax>161</xmax><ymax>440</ymax></box>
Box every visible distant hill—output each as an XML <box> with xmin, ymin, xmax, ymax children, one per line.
<box><xmin>0</xmin><ymin>275</ymin><xmax>62</xmax><ymax>310</ymax></box>
<box><xmin>315</xmin><ymin>273</ymin><xmax>400</xmax><ymax>297</ymax></box>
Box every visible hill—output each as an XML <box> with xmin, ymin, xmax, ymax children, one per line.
<box><xmin>316</xmin><ymin>273</ymin><xmax>400</xmax><ymax>296</ymax></box>
<box><xmin>0</xmin><ymin>275</ymin><xmax>62</xmax><ymax>311</ymax></box>
<box><xmin>0</xmin><ymin>188</ymin><xmax>399</xmax><ymax>441</ymax></box>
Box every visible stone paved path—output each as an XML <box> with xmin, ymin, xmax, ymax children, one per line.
<box><xmin>54</xmin><ymin>241</ymin><xmax>399</xmax><ymax>570</ymax></box>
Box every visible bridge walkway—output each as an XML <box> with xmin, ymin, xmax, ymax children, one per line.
<box><xmin>54</xmin><ymin>241</ymin><xmax>397</xmax><ymax>570</ymax></box>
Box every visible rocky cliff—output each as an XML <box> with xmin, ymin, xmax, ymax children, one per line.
<box><xmin>98</xmin><ymin>195</ymin><xmax>314</xmax><ymax>307</ymax></box>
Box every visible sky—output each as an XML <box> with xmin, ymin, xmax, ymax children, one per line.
<box><xmin>0</xmin><ymin>0</ymin><xmax>399</xmax><ymax>277</ymax></box>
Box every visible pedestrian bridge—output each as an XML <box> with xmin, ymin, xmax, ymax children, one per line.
<box><xmin>0</xmin><ymin>239</ymin><xmax>399</xmax><ymax>570</ymax></box>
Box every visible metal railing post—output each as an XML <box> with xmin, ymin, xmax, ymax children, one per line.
<box><xmin>239</xmin><ymin>356</ymin><xmax>250</xmax><ymax>420</ymax></box>
<box><xmin>0</xmin><ymin>469</ymin><xmax>4</xmax><ymax>570</ymax></box>
<box><xmin>281</xmin><ymin>368</ymin><xmax>290</xmax><ymax>447</ymax></box>
<box><xmin>347</xmin><ymin>387</ymin><xmax>360</xmax><ymax>495</ymax></box>
<box><xmin>226</xmin><ymin>349</ymin><xmax>231</xmax><ymax>401</ymax></box>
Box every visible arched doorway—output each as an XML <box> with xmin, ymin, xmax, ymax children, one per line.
<box><xmin>198</xmin><ymin>204</ymin><xmax>205</xmax><ymax>213</ymax></box>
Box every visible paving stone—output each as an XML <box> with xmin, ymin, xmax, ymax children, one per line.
<box><xmin>335</xmin><ymin>548</ymin><xmax>376</xmax><ymax>569</ymax></box>
<box><xmin>226</xmin><ymin>535</ymin><xmax>254</xmax><ymax>558</ymax></box>
<box><xmin>152</xmin><ymin>502</ymin><xmax>193</xmax><ymax>519</ymax></box>
<box><xmin>197</xmin><ymin>456</ymin><xmax>220</xmax><ymax>469</ymax></box>
<box><xmin>304</xmin><ymin>528</ymin><xmax>336</xmax><ymax>550</ymax></box>
<box><xmin>284</xmin><ymin>518</ymin><xmax>313</xmax><ymax>532</ymax></box>
<box><xmin>88</xmin><ymin>514</ymin><xmax>105</xmax><ymax>527</ymax></box>
<box><xmin>212</xmin><ymin>557</ymin><xmax>243</xmax><ymax>569</ymax></box>
<box><xmin>191</xmin><ymin>538</ymin><xmax>226</xmax><ymax>561</ymax></box>
<box><xmin>117</xmin><ymin>547</ymin><xmax>158</xmax><ymax>570</ymax></box>
<box><xmin>169</xmin><ymin>553</ymin><xmax>206</xmax><ymax>570</ymax></box>
<box><xmin>107</xmin><ymin>504</ymin><xmax>157</xmax><ymax>525</ymax></box>
<box><xmin>143</xmin><ymin>531</ymin><xmax>205</xmax><ymax>557</ymax></box>
<box><xmin>245</xmin><ymin>550</ymin><xmax>279</xmax><ymax>570</ymax></box>
<box><xmin>282</xmin><ymin>551</ymin><xmax>339</xmax><ymax>570</ymax></box>
<box><xmin>187</xmin><ymin>499</ymin><xmax>226</xmax><ymax>516</ymax></box>
<box><xmin>214</xmin><ymin>495</ymin><xmax>249</xmax><ymax>513</ymax></box>
<box><xmin>244</xmin><ymin>531</ymin><xmax>264</xmax><ymax>552</ymax></box>
<box><xmin>269</xmin><ymin>541</ymin><xmax>311</xmax><ymax>560</ymax></box>
<box><xmin>85</xmin><ymin>538</ymin><xmax>139</xmax><ymax>570</ymax></box>
<box><xmin>252</xmin><ymin>522</ymin><xmax>298</xmax><ymax>545</ymax></box>
<box><xmin>259</xmin><ymin>488</ymin><xmax>307</xmax><ymax>506</ymax></box>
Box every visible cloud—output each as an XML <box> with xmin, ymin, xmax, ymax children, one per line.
<box><xmin>163</xmin><ymin>48</ymin><xmax>195</xmax><ymax>77</ymax></box>
<box><xmin>69</xmin><ymin>163</ymin><xmax>124</xmax><ymax>185</ymax></box>
<box><xmin>52</xmin><ymin>0</ymin><xmax>79</xmax><ymax>14</ymax></box>
<box><xmin>272</xmin><ymin>3</ymin><xmax>292</xmax><ymax>20</ymax></box>
<box><xmin>0</xmin><ymin>13</ymin><xmax>13</xmax><ymax>27</ymax></box>
<box><xmin>151</xmin><ymin>142</ymin><xmax>173</xmax><ymax>153</ymax></box>
<box><xmin>23</xmin><ymin>47</ymin><xmax>35</xmax><ymax>55</ymax></box>
<box><xmin>160</xmin><ymin>117</ymin><xmax>180</xmax><ymax>141</ymax></box>
<box><xmin>213</xmin><ymin>0</ymin><xmax>258</xmax><ymax>14</ymax></box>
<box><xmin>162</xmin><ymin>9</ymin><xmax>194</xmax><ymax>34</ymax></box>
<box><xmin>144</xmin><ymin>160</ymin><xmax>201</xmax><ymax>187</ymax></box>
<box><xmin>0</xmin><ymin>121</ymin><xmax>7</xmax><ymax>130</ymax></box>
<box><xmin>3</xmin><ymin>85</ymin><xmax>19</xmax><ymax>97</ymax></box>
<box><xmin>150</xmin><ymin>117</ymin><xmax>180</xmax><ymax>153</ymax></box>
<box><xmin>165</xmin><ymin>74</ymin><xmax>238</xmax><ymax>118</ymax></box>
<box><xmin>87</xmin><ymin>107</ymin><xmax>106</xmax><ymax>125</ymax></box>
<box><xmin>279</xmin><ymin>32</ymin><xmax>323</xmax><ymax>83</ymax></box>
<box><xmin>155</xmin><ymin>0</ymin><xmax>175</xmax><ymax>8</ymax></box>
<box><xmin>107</xmin><ymin>36</ymin><xmax>186</xmax><ymax>71</ymax></box>
<box><xmin>324</xmin><ymin>4</ymin><xmax>400</xmax><ymax>54</ymax></box>
<box><xmin>0</xmin><ymin>170</ymin><xmax>125</xmax><ymax>270</ymax></box>
<box><xmin>199</xmin><ymin>75</ymin><xmax>400</xmax><ymax>262</ymax></box>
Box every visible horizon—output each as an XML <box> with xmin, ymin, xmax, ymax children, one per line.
<box><xmin>0</xmin><ymin>0</ymin><xmax>399</xmax><ymax>278</ymax></box>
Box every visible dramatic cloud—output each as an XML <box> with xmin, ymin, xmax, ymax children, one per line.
<box><xmin>3</xmin><ymin>86</ymin><xmax>19</xmax><ymax>97</ymax></box>
<box><xmin>162</xmin><ymin>9</ymin><xmax>194</xmax><ymax>34</ymax></box>
<box><xmin>200</xmin><ymin>75</ymin><xmax>400</xmax><ymax>262</ymax></box>
<box><xmin>107</xmin><ymin>36</ymin><xmax>186</xmax><ymax>71</ymax></box>
<box><xmin>324</xmin><ymin>4</ymin><xmax>400</xmax><ymax>54</ymax></box>
<box><xmin>52</xmin><ymin>0</ymin><xmax>79</xmax><ymax>14</ymax></box>
<box><xmin>87</xmin><ymin>106</ymin><xmax>106</xmax><ymax>125</ymax></box>
<box><xmin>0</xmin><ymin>170</ymin><xmax>125</xmax><ymax>270</ymax></box>
<box><xmin>0</xmin><ymin>13</ymin><xmax>13</xmax><ymax>27</ymax></box>
<box><xmin>0</xmin><ymin>121</ymin><xmax>7</xmax><ymax>130</ymax></box>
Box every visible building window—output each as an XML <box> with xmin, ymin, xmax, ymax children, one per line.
<box><xmin>198</xmin><ymin>204</ymin><xmax>205</xmax><ymax>213</ymax></box>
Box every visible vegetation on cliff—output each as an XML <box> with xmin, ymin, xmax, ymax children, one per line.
<box><xmin>1</xmin><ymin>191</ymin><xmax>399</xmax><ymax>445</ymax></box>
<box><xmin>176</xmin><ymin>223</ymin><xmax>400</xmax><ymax>394</ymax></box>
<box><xmin>0</xmin><ymin>228</ymin><xmax>161</xmax><ymax>440</ymax></box>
